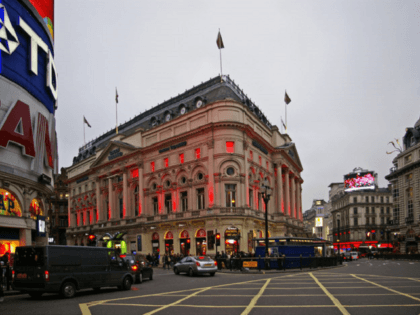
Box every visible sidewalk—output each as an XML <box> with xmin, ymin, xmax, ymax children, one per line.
<box><xmin>2</xmin><ymin>285</ymin><xmax>20</xmax><ymax>296</ymax></box>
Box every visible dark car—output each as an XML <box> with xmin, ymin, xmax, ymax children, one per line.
<box><xmin>173</xmin><ymin>256</ymin><xmax>217</xmax><ymax>276</ymax></box>
<box><xmin>121</xmin><ymin>254</ymin><xmax>153</xmax><ymax>283</ymax></box>
<box><xmin>12</xmin><ymin>246</ymin><xmax>134</xmax><ymax>299</ymax></box>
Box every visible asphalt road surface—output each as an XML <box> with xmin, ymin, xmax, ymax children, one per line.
<box><xmin>2</xmin><ymin>258</ymin><xmax>420</xmax><ymax>315</ymax></box>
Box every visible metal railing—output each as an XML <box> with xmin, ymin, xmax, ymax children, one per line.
<box><xmin>215</xmin><ymin>255</ymin><xmax>342</xmax><ymax>272</ymax></box>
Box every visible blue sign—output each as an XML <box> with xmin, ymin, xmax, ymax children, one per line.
<box><xmin>137</xmin><ymin>235</ymin><xmax>142</xmax><ymax>251</ymax></box>
<box><xmin>0</xmin><ymin>0</ymin><xmax>57</xmax><ymax>114</ymax></box>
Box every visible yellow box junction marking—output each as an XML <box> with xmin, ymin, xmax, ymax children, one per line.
<box><xmin>241</xmin><ymin>278</ymin><xmax>271</xmax><ymax>315</ymax></box>
<box><xmin>309</xmin><ymin>272</ymin><xmax>350</xmax><ymax>315</ymax></box>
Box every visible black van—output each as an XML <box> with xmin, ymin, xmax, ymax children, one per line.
<box><xmin>12</xmin><ymin>246</ymin><xmax>134</xmax><ymax>298</ymax></box>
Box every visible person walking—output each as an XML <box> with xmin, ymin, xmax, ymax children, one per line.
<box><xmin>0</xmin><ymin>253</ymin><xmax>7</xmax><ymax>303</ymax></box>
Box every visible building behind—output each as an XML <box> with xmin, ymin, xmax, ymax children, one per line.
<box><xmin>0</xmin><ymin>0</ymin><xmax>58</xmax><ymax>256</ymax></box>
<box><xmin>66</xmin><ymin>75</ymin><xmax>305</xmax><ymax>256</ymax></box>
<box><xmin>386</xmin><ymin>117</ymin><xmax>420</xmax><ymax>254</ymax></box>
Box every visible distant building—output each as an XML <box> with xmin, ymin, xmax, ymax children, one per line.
<box><xmin>65</xmin><ymin>76</ymin><xmax>305</xmax><ymax>256</ymax></box>
<box><xmin>386</xmin><ymin>117</ymin><xmax>420</xmax><ymax>254</ymax></box>
<box><xmin>330</xmin><ymin>168</ymin><xmax>393</xmax><ymax>253</ymax></box>
<box><xmin>47</xmin><ymin>169</ymin><xmax>69</xmax><ymax>245</ymax></box>
<box><xmin>303</xmin><ymin>199</ymin><xmax>329</xmax><ymax>239</ymax></box>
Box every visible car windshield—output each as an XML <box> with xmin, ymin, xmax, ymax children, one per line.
<box><xmin>194</xmin><ymin>256</ymin><xmax>212</xmax><ymax>261</ymax></box>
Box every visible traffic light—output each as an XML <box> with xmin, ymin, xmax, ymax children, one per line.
<box><xmin>215</xmin><ymin>233</ymin><xmax>221</xmax><ymax>246</ymax></box>
<box><xmin>87</xmin><ymin>234</ymin><xmax>96</xmax><ymax>247</ymax></box>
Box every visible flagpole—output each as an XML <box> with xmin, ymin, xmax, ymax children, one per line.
<box><xmin>219</xmin><ymin>28</ymin><xmax>223</xmax><ymax>82</ymax></box>
<box><xmin>83</xmin><ymin>116</ymin><xmax>86</xmax><ymax>145</ymax></box>
<box><xmin>285</xmin><ymin>99</ymin><xmax>287</xmax><ymax>133</ymax></box>
<box><xmin>116</xmin><ymin>87</ymin><xmax>118</xmax><ymax>135</ymax></box>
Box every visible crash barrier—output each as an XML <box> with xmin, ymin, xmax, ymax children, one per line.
<box><xmin>373</xmin><ymin>253</ymin><xmax>420</xmax><ymax>261</ymax></box>
<box><xmin>216</xmin><ymin>255</ymin><xmax>342</xmax><ymax>271</ymax></box>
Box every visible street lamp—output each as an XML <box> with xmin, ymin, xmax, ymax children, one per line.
<box><xmin>261</xmin><ymin>178</ymin><xmax>272</xmax><ymax>268</ymax></box>
<box><xmin>336</xmin><ymin>213</ymin><xmax>341</xmax><ymax>255</ymax></box>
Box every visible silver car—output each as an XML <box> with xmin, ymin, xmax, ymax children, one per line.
<box><xmin>173</xmin><ymin>256</ymin><xmax>217</xmax><ymax>276</ymax></box>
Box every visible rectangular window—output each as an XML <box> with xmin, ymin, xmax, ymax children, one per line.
<box><xmin>381</xmin><ymin>207</ymin><xmax>384</xmax><ymax>214</ymax></box>
<box><xmin>381</xmin><ymin>217</ymin><xmax>384</xmax><ymax>225</ymax></box>
<box><xmin>372</xmin><ymin>217</ymin><xmax>375</xmax><ymax>224</ymax></box>
<box><xmin>393</xmin><ymin>204</ymin><xmax>400</xmax><ymax>224</ymax></box>
<box><xmin>366</xmin><ymin>206</ymin><xmax>369</xmax><ymax>214</ymax></box>
<box><xmin>164</xmin><ymin>158</ymin><xmax>169</xmax><ymax>168</ymax></box>
<box><xmin>106</xmin><ymin>200</ymin><xmax>110</xmax><ymax>220</ymax></box>
<box><xmin>179</xmin><ymin>153</ymin><xmax>184</xmax><ymax>164</ymax></box>
<box><xmin>365</xmin><ymin>196</ymin><xmax>369</xmax><ymax>203</ymax></box>
<box><xmin>249</xmin><ymin>189</ymin><xmax>253</xmax><ymax>209</ymax></box>
<box><xmin>371</xmin><ymin>196</ymin><xmax>375</xmax><ymax>203</ymax></box>
<box><xmin>392</xmin><ymin>188</ymin><xmax>399</xmax><ymax>198</ymax></box>
<box><xmin>119</xmin><ymin>198</ymin><xmax>123</xmax><ymax>218</ymax></box>
<box><xmin>371</xmin><ymin>207</ymin><xmax>375</xmax><ymax>214</ymax></box>
<box><xmin>195</xmin><ymin>148</ymin><xmax>201</xmax><ymax>159</ymax></box>
<box><xmin>353</xmin><ymin>207</ymin><xmax>357</xmax><ymax>214</ymax></box>
<box><xmin>366</xmin><ymin>217</ymin><xmax>369</xmax><ymax>225</ymax></box>
<box><xmin>135</xmin><ymin>187</ymin><xmax>139</xmax><ymax>216</ymax></box>
<box><xmin>386</xmin><ymin>207</ymin><xmax>390</xmax><ymax>214</ymax></box>
<box><xmin>150</xmin><ymin>162</ymin><xmax>155</xmax><ymax>172</ymax></box>
<box><xmin>165</xmin><ymin>194</ymin><xmax>172</xmax><ymax>214</ymax></box>
<box><xmin>181</xmin><ymin>192</ymin><xmax>188</xmax><ymax>212</ymax></box>
<box><xmin>153</xmin><ymin>197</ymin><xmax>159</xmax><ymax>215</ymax></box>
<box><xmin>386</xmin><ymin>197</ymin><xmax>389</xmax><ymax>203</ymax></box>
<box><xmin>408</xmin><ymin>199</ymin><xmax>413</xmax><ymax>218</ymax></box>
<box><xmin>197</xmin><ymin>188</ymin><xmax>205</xmax><ymax>210</ymax></box>
<box><xmin>225</xmin><ymin>184</ymin><xmax>236</xmax><ymax>207</ymax></box>
<box><xmin>353</xmin><ymin>197</ymin><xmax>357</xmax><ymax>203</ymax></box>
<box><xmin>380</xmin><ymin>196</ymin><xmax>384</xmax><ymax>203</ymax></box>
<box><xmin>353</xmin><ymin>218</ymin><xmax>358</xmax><ymax>226</ymax></box>
<box><xmin>226</xmin><ymin>141</ymin><xmax>235</xmax><ymax>153</ymax></box>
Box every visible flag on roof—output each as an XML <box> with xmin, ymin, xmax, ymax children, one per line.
<box><xmin>83</xmin><ymin>116</ymin><xmax>91</xmax><ymax>128</ymax></box>
<box><xmin>116</xmin><ymin>88</ymin><xmax>119</xmax><ymax>104</ymax></box>
<box><xmin>216</xmin><ymin>31</ymin><xmax>224</xmax><ymax>49</ymax></box>
<box><xmin>284</xmin><ymin>91</ymin><xmax>291</xmax><ymax>105</ymax></box>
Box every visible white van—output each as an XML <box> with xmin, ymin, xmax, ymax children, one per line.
<box><xmin>350</xmin><ymin>251</ymin><xmax>359</xmax><ymax>260</ymax></box>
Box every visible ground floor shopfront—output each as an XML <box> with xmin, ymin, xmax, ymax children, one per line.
<box><xmin>67</xmin><ymin>216</ymin><xmax>298</xmax><ymax>257</ymax></box>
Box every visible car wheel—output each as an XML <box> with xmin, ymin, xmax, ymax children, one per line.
<box><xmin>138</xmin><ymin>273</ymin><xmax>143</xmax><ymax>284</ymax></box>
<box><xmin>122</xmin><ymin>276</ymin><xmax>132</xmax><ymax>290</ymax></box>
<box><xmin>174</xmin><ymin>267</ymin><xmax>180</xmax><ymax>275</ymax></box>
<box><xmin>210</xmin><ymin>272</ymin><xmax>215</xmax><ymax>276</ymax></box>
<box><xmin>61</xmin><ymin>282</ymin><xmax>76</xmax><ymax>299</ymax></box>
<box><xmin>188</xmin><ymin>268</ymin><xmax>194</xmax><ymax>277</ymax></box>
<box><xmin>28</xmin><ymin>292</ymin><xmax>43</xmax><ymax>299</ymax></box>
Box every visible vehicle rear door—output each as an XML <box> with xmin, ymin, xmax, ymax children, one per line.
<box><xmin>13</xmin><ymin>247</ymin><xmax>46</xmax><ymax>289</ymax></box>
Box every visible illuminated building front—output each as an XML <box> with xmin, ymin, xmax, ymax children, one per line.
<box><xmin>66</xmin><ymin>76</ymin><xmax>304</xmax><ymax>256</ymax></box>
<box><xmin>0</xmin><ymin>0</ymin><xmax>58</xmax><ymax>256</ymax></box>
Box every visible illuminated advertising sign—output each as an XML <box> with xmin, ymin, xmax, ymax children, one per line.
<box><xmin>0</xmin><ymin>0</ymin><xmax>57</xmax><ymax>114</ymax></box>
<box><xmin>344</xmin><ymin>171</ymin><xmax>375</xmax><ymax>192</ymax></box>
<box><xmin>28</xmin><ymin>0</ymin><xmax>54</xmax><ymax>39</ymax></box>
<box><xmin>315</xmin><ymin>217</ymin><xmax>323</xmax><ymax>227</ymax></box>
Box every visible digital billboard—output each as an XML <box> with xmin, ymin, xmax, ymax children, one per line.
<box><xmin>28</xmin><ymin>0</ymin><xmax>54</xmax><ymax>39</ymax></box>
<box><xmin>344</xmin><ymin>171</ymin><xmax>375</xmax><ymax>192</ymax></box>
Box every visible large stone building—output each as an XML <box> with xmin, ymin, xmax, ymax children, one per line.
<box><xmin>330</xmin><ymin>168</ymin><xmax>393</xmax><ymax>253</ymax></box>
<box><xmin>0</xmin><ymin>0</ymin><xmax>58</xmax><ymax>256</ymax></box>
<box><xmin>66</xmin><ymin>75</ymin><xmax>304</xmax><ymax>256</ymax></box>
<box><xmin>385</xmin><ymin>117</ymin><xmax>420</xmax><ymax>254</ymax></box>
<box><xmin>47</xmin><ymin>169</ymin><xmax>69</xmax><ymax>245</ymax></box>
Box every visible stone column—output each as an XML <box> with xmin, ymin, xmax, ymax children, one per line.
<box><xmin>123</xmin><ymin>171</ymin><xmax>128</xmax><ymax>218</ymax></box>
<box><xmin>244</xmin><ymin>151</ymin><xmax>249</xmax><ymax>208</ymax></box>
<box><xmin>138</xmin><ymin>164</ymin><xmax>144</xmax><ymax>216</ymax></box>
<box><xmin>296</xmin><ymin>180</ymin><xmax>302</xmax><ymax>220</ymax></box>
<box><xmin>284</xmin><ymin>169</ymin><xmax>290</xmax><ymax>217</ymax></box>
<box><xmin>207</xmin><ymin>140</ymin><xmax>215</xmax><ymax>208</ymax></box>
<box><xmin>108</xmin><ymin>178</ymin><xmax>114</xmax><ymax>219</ymax></box>
<box><xmin>95</xmin><ymin>178</ymin><xmax>101</xmax><ymax>221</ymax></box>
<box><xmin>291</xmin><ymin>174</ymin><xmax>296</xmax><ymax>218</ymax></box>
<box><xmin>276</xmin><ymin>164</ymin><xmax>283</xmax><ymax>214</ymax></box>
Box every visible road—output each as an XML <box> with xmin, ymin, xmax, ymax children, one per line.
<box><xmin>2</xmin><ymin>258</ymin><xmax>420</xmax><ymax>315</ymax></box>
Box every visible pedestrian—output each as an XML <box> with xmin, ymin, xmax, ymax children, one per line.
<box><xmin>163</xmin><ymin>253</ymin><xmax>170</xmax><ymax>270</ymax></box>
<box><xmin>0</xmin><ymin>253</ymin><xmax>7</xmax><ymax>303</ymax></box>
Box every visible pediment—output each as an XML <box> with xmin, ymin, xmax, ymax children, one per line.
<box><xmin>278</xmin><ymin>143</ymin><xmax>303</xmax><ymax>172</ymax></box>
<box><xmin>91</xmin><ymin>141</ymin><xmax>138</xmax><ymax>168</ymax></box>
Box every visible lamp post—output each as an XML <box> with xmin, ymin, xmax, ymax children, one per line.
<box><xmin>261</xmin><ymin>179</ymin><xmax>272</xmax><ymax>269</ymax></box>
<box><xmin>336</xmin><ymin>213</ymin><xmax>341</xmax><ymax>255</ymax></box>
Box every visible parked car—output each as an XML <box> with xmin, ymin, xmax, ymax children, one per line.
<box><xmin>173</xmin><ymin>256</ymin><xmax>217</xmax><ymax>276</ymax></box>
<box><xmin>12</xmin><ymin>246</ymin><xmax>134</xmax><ymax>299</ymax></box>
<box><xmin>121</xmin><ymin>254</ymin><xmax>153</xmax><ymax>283</ymax></box>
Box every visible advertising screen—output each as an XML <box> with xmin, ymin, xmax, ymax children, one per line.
<box><xmin>315</xmin><ymin>217</ymin><xmax>323</xmax><ymax>227</ymax></box>
<box><xmin>344</xmin><ymin>171</ymin><xmax>375</xmax><ymax>192</ymax></box>
<box><xmin>29</xmin><ymin>0</ymin><xmax>54</xmax><ymax>39</ymax></box>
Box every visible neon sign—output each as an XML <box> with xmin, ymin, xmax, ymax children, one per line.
<box><xmin>29</xmin><ymin>198</ymin><xmax>43</xmax><ymax>219</ymax></box>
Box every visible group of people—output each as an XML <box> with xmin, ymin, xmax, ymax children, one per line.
<box><xmin>0</xmin><ymin>252</ymin><xmax>11</xmax><ymax>303</ymax></box>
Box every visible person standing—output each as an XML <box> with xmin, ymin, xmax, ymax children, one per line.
<box><xmin>0</xmin><ymin>253</ymin><xmax>7</xmax><ymax>303</ymax></box>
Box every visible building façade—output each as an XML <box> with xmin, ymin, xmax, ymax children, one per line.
<box><xmin>65</xmin><ymin>76</ymin><xmax>304</xmax><ymax>256</ymax></box>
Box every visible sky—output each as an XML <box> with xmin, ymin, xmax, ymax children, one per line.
<box><xmin>54</xmin><ymin>0</ymin><xmax>420</xmax><ymax>211</ymax></box>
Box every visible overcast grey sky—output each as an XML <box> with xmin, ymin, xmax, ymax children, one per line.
<box><xmin>54</xmin><ymin>0</ymin><xmax>420</xmax><ymax>211</ymax></box>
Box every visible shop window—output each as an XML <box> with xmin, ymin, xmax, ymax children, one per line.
<box><xmin>165</xmin><ymin>194</ymin><xmax>172</xmax><ymax>214</ymax></box>
<box><xmin>181</xmin><ymin>192</ymin><xmax>188</xmax><ymax>212</ymax></box>
<box><xmin>0</xmin><ymin>189</ymin><xmax>22</xmax><ymax>217</ymax></box>
<box><xmin>195</xmin><ymin>148</ymin><xmax>201</xmax><ymax>159</ymax></box>
<box><xmin>179</xmin><ymin>153</ymin><xmax>184</xmax><ymax>164</ymax></box>
<box><xmin>134</xmin><ymin>186</ymin><xmax>139</xmax><ymax>216</ymax></box>
<box><xmin>164</xmin><ymin>158</ymin><xmax>169</xmax><ymax>168</ymax></box>
<box><xmin>153</xmin><ymin>197</ymin><xmax>159</xmax><ymax>215</ymax></box>
<box><xmin>226</xmin><ymin>141</ymin><xmax>234</xmax><ymax>153</ymax></box>
<box><xmin>225</xmin><ymin>184</ymin><xmax>236</xmax><ymax>208</ymax></box>
<box><xmin>150</xmin><ymin>162</ymin><xmax>155</xmax><ymax>172</ymax></box>
<box><xmin>197</xmin><ymin>188</ymin><xmax>205</xmax><ymax>210</ymax></box>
